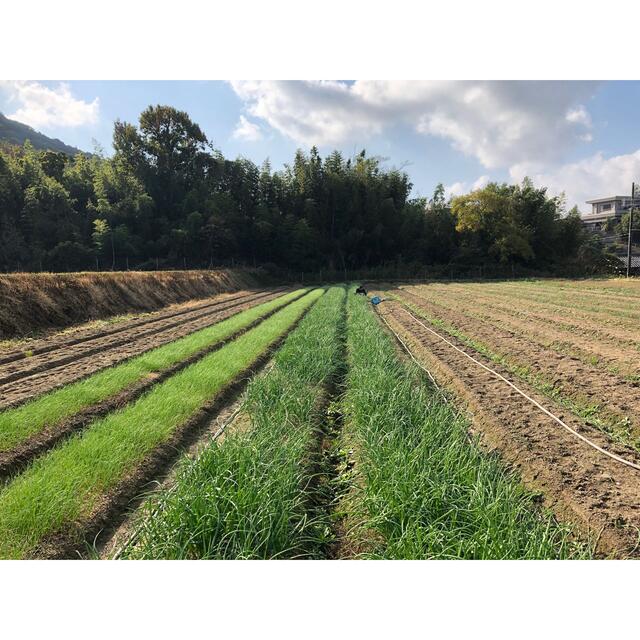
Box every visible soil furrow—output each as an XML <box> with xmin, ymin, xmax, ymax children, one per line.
<box><xmin>403</xmin><ymin>283</ymin><xmax>640</xmax><ymax>347</ymax></box>
<box><xmin>402</xmin><ymin>286</ymin><xmax>640</xmax><ymax>377</ymax></box>
<box><xmin>0</xmin><ymin>289</ymin><xmax>261</xmax><ymax>366</ymax></box>
<box><xmin>0</xmin><ymin>296</ymin><xmax>304</xmax><ymax>479</ymax></box>
<box><xmin>0</xmin><ymin>289</ymin><xmax>287</xmax><ymax>409</ymax></box>
<box><xmin>380</xmin><ymin>299</ymin><xmax>640</xmax><ymax>558</ymax></box>
<box><xmin>403</xmin><ymin>283</ymin><xmax>640</xmax><ymax>338</ymax></box>
<box><xmin>395</xmin><ymin>290</ymin><xmax>640</xmax><ymax>437</ymax></box>
<box><xmin>0</xmin><ymin>289</ymin><xmax>283</xmax><ymax>386</ymax></box>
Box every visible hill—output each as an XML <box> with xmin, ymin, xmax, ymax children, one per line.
<box><xmin>0</xmin><ymin>112</ymin><xmax>82</xmax><ymax>155</ymax></box>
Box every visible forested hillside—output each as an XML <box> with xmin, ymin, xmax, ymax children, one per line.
<box><xmin>0</xmin><ymin>113</ymin><xmax>82</xmax><ymax>156</ymax></box>
<box><xmin>0</xmin><ymin>105</ymin><xmax>608</xmax><ymax>273</ymax></box>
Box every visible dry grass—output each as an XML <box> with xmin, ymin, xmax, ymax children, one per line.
<box><xmin>0</xmin><ymin>269</ymin><xmax>264</xmax><ymax>340</ymax></box>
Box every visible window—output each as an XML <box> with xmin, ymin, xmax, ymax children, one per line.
<box><xmin>601</xmin><ymin>203</ymin><xmax>612</xmax><ymax>212</ymax></box>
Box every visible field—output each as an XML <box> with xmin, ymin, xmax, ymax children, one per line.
<box><xmin>0</xmin><ymin>277</ymin><xmax>638</xmax><ymax>559</ymax></box>
<box><xmin>374</xmin><ymin>278</ymin><xmax>640</xmax><ymax>555</ymax></box>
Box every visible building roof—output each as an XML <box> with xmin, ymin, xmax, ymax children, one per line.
<box><xmin>585</xmin><ymin>195</ymin><xmax>636</xmax><ymax>204</ymax></box>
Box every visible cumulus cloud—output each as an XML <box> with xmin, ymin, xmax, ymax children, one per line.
<box><xmin>510</xmin><ymin>150</ymin><xmax>640</xmax><ymax>212</ymax></box>
<box><xmin>0</xmin><ymin>80</ymin><xmax>99</xmax><ymax>129</ymax></box>
<box><xmin>230</xmin><ymin>80</ymin><xmax>598</xmax><ymax>169</ymax></box>
<box><xmin>444</xmin><ymin>175</ymin><xmax>490</xmax><ymax>199</ymax></box>
<box><xmin>232</xmin><ymin>115</ymin><xmax>263</xmax><ymax>141</ymax></box>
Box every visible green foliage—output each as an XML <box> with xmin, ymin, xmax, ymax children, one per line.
<box><xmin>343</xmin><ymin>291</ymin><xmax>590</xmax><ymax>559</ymax></box>
<box><xmin>0</xmin><ymin>289</ymin><xmax>321</xmax><ymax>559</ymax></box>
<box><xmin>0</xmin><ymin>289</ymin><xmax>307</xmax><ymax>453</ymax></box>
<box><xmin>126</xmin><ymin>286</ymin><xmax>345</xmax><ymax>559</ymax></box>
<box><xmin>0</xmin><ymin>105</ymin><xmax>608</xmax><ymax>273</ymax></box>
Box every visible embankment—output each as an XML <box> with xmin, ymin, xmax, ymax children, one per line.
<box><xmin>0</xmin><ymin>269</ymin><xmax>264</xmax><ymax>339</ymax></box>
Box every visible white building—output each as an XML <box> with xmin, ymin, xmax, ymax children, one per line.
<box><xmin>581</xmin><ymin>195</ymin><xmax>640</xmax><ymax>231</ymax></box>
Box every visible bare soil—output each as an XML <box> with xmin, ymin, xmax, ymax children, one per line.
<box><xmin>0</xmin><ymin>288</ymin><xmax>287</xmax><ymax>409</ymax></box>
<box><xmin>0</xmin><ymin>268</ymin><xmax>264</xmax><ymax>340</ymax></box>
<box><xmin>403</xmin><ymin>283</ymin><xmax>640</xmax><ymax>365</ymax></box>
<box><xmin>395</xmin><ymin>289</ymin><xmax>640</xmax><ymax>436</ymax></box>
<box><xmin>377</xmin><ymin>296</ymin><xmax>640</xmax><ymax>557</ymax></box>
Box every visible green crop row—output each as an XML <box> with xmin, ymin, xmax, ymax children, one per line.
<box><xmin>341</xmin><ymin>290</ymin><xmax>590</xmax><ymax>559</ymax></box>
<box><xmin>0</xmin><ymin>289</ymin><xmax>307</xmax><ymax>453</ymax></box>
<box><xmin>0</xmin><ymin>288</ymin><xmax>322</xmax><ymax>559</ymax></box>
<box><xmin>125</xmin><ymin>286</ymin><xmax>346</xmax><ymax>559</ymax></box>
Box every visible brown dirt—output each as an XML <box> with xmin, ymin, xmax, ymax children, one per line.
<box><xmin>0</xmin><ymin>295</ymin><xmax>302</xmax><ymax>479</ymax></box>
<box><xmin>395</xmin><ymin>289</ymin><xmax>640</xmax><ymax>436</ymax></box>
<box><xmin>0</xmin><ymin>268</ymin><xmax>266</xmax><ymax>340</ymax></box>
<box><xmin>378</xmin><ymin>297</ymin><xmax>640</xmax><ymax>558</ymax></box>
<box><xmin>0</xmin><ymin>288</ymin><xmax>288</xmax><ymax>409</ymax></box>
<box><xmin>403</xmin><ymin>282</ymin><xmax>640</xmax><ymax>340</ymax></box>
<box><xmin>403</xmin><ymin>283</ymin><xmax>640</xmax><ymax>362</ymax></box>
<box><xmin>0</xmin><ymin>289</ymin><xmax>255</xmax><ymax>365</ymax></box>
<box><xmin>28</xmin><ymin>303</ymin><xmax>316</xmax><ymax>560</ymax></box>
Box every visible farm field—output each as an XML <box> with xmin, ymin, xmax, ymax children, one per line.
<box><xmin>0</xmin><ymin>277</ymin><xmax>638</xmax><ymax>559</ymax></box>
<box><xmin>374</xmin><ymin>277</ymin><xmax>640</xmax><ymax>556</ymax></box>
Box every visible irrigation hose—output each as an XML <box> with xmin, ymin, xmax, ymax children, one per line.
<box><xmin>385</xmin><ymin>305</ymin><xmax>640</xmax><ymax>473</ymax></box>
<box><xmin>376</xmin><ymin>310</ymin><xmax>448</xmax><ymax>402</ymax></box>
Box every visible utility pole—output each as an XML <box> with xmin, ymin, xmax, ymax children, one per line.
<box><xmin>627</xmin><ymin>182</ymin><xmax>636</xmax><ymax>278</ymax></box>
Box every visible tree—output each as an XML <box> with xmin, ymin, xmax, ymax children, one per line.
<box><xmin>92</xmin><ymin>218</ymin><xmax>113</xmax><ymax>268</ymax></box>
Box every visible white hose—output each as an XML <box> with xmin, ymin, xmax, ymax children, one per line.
<box><xmin>377</xmin><ymin>310</ymin><xmax>448</xmax><ymax>402</ymax></box>
<box><xmin>388</xmin><ymin>305</ymin><xmax>640</xmax><ymax>473</ymax></box>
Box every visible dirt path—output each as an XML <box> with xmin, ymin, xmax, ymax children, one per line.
<box><xmin>395</xmin><ymin>290</ymin><xmax>640</xmax><ymax>437</ymax></box>
<box><xmin>0</xmin><ymin>288</ymin><xmax>287</xmax><ymax>409</ymax></box>
<box><xmin>378</xmin><ymin>298</ymin><xmax>640</xmax><ymax>557</ymax></box>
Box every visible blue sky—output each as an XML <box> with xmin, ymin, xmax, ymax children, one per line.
<box><xmin>1</xmin><ymin>80</ymin><xmax>640</xmax><ymax>211</ymax></box>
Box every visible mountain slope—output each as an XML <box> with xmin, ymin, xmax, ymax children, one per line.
<box><xmin>0</xmin><ymin>112</ymin><xmax>82</xmax><ymax>155</ymax></box>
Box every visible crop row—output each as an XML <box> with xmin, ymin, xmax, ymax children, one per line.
<box><xmin>125</xmin><ymin>286</ymin><xmax>347</xmax><ymax>559</ymax></box>
<box><xmin>0</xmin><ymin>289</ymin><xmax>322</xmax><ymax>559</ymax></box>
<box><xmin>0</xmin><ymin>289</ymin><xmax>307</xmax><ymax>455</ymax></box>
<box><xmin>123</xmin><ymin>287</ymin><xmax>588</xmax><ymax>559</ymax></box>
<box><xmin>338</xmin><ymin>291</ymin><xmax>588</xmax><ymax>558</ymax></box>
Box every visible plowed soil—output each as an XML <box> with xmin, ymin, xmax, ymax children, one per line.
<box><xmin>374</xmin><ymin>279</ymin><xmax>640</xmax><ymax>557</ymax></box>
<box><xmin>0</xmin><ymin>288</ymin><xmax>286</xmax><ymax>409</ymax></box>
<box><xmin>395</xmin><ymin>289</ymin><xmax>640</xmax><ymax>435</ymax></box>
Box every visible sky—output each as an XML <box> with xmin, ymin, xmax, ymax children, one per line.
<box><xmin>1</xmin><ymin>80</ymin><xmax>640</xmax><ymax>212</ymax></box>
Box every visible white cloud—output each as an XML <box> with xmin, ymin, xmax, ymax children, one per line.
<box><xmin>230</xmin><ymin>80</ymin><xmax>598</xmax><ymax>169</ymax></box>
<box><xmin>0</xmin><ymin>80</ymin><xmax>99</xmax><ymax>129</ymax></box>
<box><xmin>444</xmin><ymin>175</ymin><xmax>490</xmax><ymax>199</ymax></box>
<box><xmin>566</xmin><ymin>105</ymin><xmax>592</xmax><ymax>127</ymax></box>
<box><xmin>510</xmin><ymin>150</ymin><xmax>640</xmax><ymax>212</ymax></box>
<box><xmin>232</xmin><ymin>115</ymin><xmax>263</xmax><ymax>141</ymax></box>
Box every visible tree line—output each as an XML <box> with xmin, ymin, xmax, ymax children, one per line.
<box><xmin>0</xmin><ymin>104</ymin><xmax>610</xmax><ymax>274</ymax></box>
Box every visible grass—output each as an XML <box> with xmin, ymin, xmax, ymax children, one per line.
<box><xmin>0</xmin><ymin>288</ymin><xmax>322</xmax><ymax>559</ymax></box>
<box><xmin>125</xmin><ymin>286</ymin><xmax>347</xmax><ymax>559</ymax></box>
<box><xmin>0</xmin><ymin>289</ymin><xmax>307</xmax><ymax>453</ymax></box>
<box><xmin>341</xmin><ymin>290</ymin><xmax>590</xmax><ymax>559</ymax></box>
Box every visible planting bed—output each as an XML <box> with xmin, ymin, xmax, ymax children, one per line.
<box><xmin>0</xmin><ymin>289</ymin><xmax>320</xmax><ymax>558</ymax></box>
<box><xmin>2</xmin><ymin>276</ymin><xmax>637</xmax><ymax>560</ymax></box>
<box><xmin>0</xmin><ymin>287</ymin><xmax>288</xmax><ymax>409</ymax></box>
<box><xmin>373</xmin><ymin>278</ymin><xmax>640</xmax><ymax>556</ymax></box>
